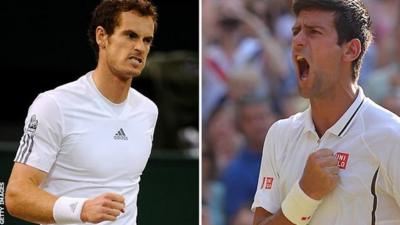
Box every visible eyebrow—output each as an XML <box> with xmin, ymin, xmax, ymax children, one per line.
<box><xmin>122</xmin><ymin>29</ymin><xmax>154</xmax><ymax>40</ymax></box>
<box><xmin>304</xmin><ymin>24</ymin><xmax>326</xmax><ymax>31</ymax></box>
<box><xmin>292</xmin><ymin>24</ymin><xmax>326</xmax><ymax>32</ymax></box>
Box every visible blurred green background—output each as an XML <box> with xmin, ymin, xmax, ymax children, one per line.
<box><xmin>0</xmin><ymin>146</ymin><xmax>198</xmax><ymax>225</ymax></box>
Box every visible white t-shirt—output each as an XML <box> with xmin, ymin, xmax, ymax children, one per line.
<box><xmin>252</xmin><ymin>88</ymin><xmax>400</xmax><ymax>224</ymax></box>
<box><xmin>14</xmin><ymin>71</ymin><xmax>158</xmax><ymax>225</ymax></box>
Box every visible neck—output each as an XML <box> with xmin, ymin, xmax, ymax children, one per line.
<box><xmin>92</xmin><ymin>67</ymin><xmax>132</xmax><ymax>104</ymax></box>
<box><xmin>310</xmin><ymin>83</ymin><xmax>358</xmax><ymax>137</ymax></box>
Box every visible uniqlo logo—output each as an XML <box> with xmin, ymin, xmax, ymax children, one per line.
<box><xmin>261</xmin><ymin>177</ymin><xmax>274</xmax><ymax>189</ymax></box>
<box><xmin>335</xmin><ymin>152</ymin><xmax>349</xmax><ymax>169</ymax></box>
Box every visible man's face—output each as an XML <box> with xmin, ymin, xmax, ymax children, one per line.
<box><xmin>102</xmin><ymin>11</ymin><xmax>154</xmax><ymax>80</ymax></box>
<box><xmin>291</xmin><ymin>10</ymin><xmax>344</xmax><ymax>99</ymax></box>
<box><xmin>239</xmin><ymin>103</ymin><xmax>276</xmax><ymax>150</ymax></box>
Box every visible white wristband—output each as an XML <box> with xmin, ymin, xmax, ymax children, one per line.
<box><xmin>281</xmin><ymin>181</ymin><xmax>322</xmax><ymax>225</ymax></box>
<box><xmin>53</xmin><ymin>196</ymin><xmax>87</xmax><ymax>224</ymax></box>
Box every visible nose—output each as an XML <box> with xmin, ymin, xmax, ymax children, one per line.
<box><xmin>292</xmin><ymin>29</ymin><xmax>306</xmax><ymax>50</ymax></box>
<box><xmin>134</xmin><ymin>39</ymin><xmax>145</xmax><ymax>53</ymax></box>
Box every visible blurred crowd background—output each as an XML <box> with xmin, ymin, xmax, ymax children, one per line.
<box><xmin>202</xmin><ymin>0</ymin><xmax>400</xmax><ymax>224</ymax></box>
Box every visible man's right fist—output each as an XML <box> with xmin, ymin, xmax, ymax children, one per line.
<box><xmin>300</xmin><ymin>148</ymin><xmax>340</xmax><ymax>200</ymax></box>
<box><xmin>80</xmin><ymin>192</ymin><xmax>125</xmax><ymax>223</ymax></box>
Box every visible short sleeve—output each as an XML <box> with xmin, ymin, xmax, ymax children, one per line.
<box><xmin>14</xmin><ymin>93</ymin><xmax>63</xmax><ymax>172</ymax></box>
<box><xmin>251</xmin><ymin>122</ymin><xmax>282</xmax><ymax>213</ymax></box>
<box><xmin>379</xmin><ymin>136</ymin><xmax>400</xmax><ymax>206</ymax></box>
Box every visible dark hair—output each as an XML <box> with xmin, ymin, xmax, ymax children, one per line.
<box><xmin>88</xmin><ymin>0</ymin><xmax>158</xmax><ymax>60</ymax></box>
<box><xmin>293</xmin><ymin>0</ymin><xmax>372</xmax><ymax>80</ymax></box>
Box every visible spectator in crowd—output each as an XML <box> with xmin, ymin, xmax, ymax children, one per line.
<box><xmin>203</xmin><ymin>147</ymin><xmax>226</xmax><ymax>225</ymax></box>
<box><xmin>365</xmin><ymin>24</ymin><xmax>400</xmax><ymax>105</ymax></box>
<box><xmin>205</xmin><ymin>101</ymin><xmax>242</xmax><ymax>175</ymax></box>
<box><xmin>221</xmin><ymin>94</ymin><xmax>277</xmax><ymax>224</ymax></box>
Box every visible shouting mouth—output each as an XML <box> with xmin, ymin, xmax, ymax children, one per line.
<box><xmin>296</xmin><ymin>55</ymin><xmax>310</xmax><ymax>81</ymax></box>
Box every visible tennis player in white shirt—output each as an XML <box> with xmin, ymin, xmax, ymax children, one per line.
<box><xmin>5</xmin><ymin>0</ymin><xmax>159</xmax><ymax>224</ymax></box>
<box><xmin>252</xmin><ymin>0</ymin><xmax>400</xmax><ymax>224</ymax></box>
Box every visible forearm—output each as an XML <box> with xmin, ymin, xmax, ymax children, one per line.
<box><xmin>238</xmin><ymin>11</ymin><xmax>288</xmax><ymax>77</ymax></box>
<box><xmin>6</xmin><ymin>179</ymin><xmax>57</xmax><ymax>224</ymax></box>
<box><xmin>261</xmin><ymin>39</ymin><xmax>288</xmax><ymax>77</ymax></box>
<box><xmin>254</xmin><ymin>180</ymin><xmax>323</xmax><ymax>225</ymax></box>
<box><xmin>254</xmin><ymin>209</ymin><xmax>295</xmax><ymax>225</ymax></box>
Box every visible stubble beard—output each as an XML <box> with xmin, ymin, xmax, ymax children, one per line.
<box><xmin>297</xmin><ymin>75</ymin><xmax>325</xmax><ymax>99</ymax></box>
<box><xmin>109</xmin><ymin>61</ymin><xmax>143</xmax><ymax>82</ymax></box>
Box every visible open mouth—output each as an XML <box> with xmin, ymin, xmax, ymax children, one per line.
<box><xmin>129</xmin><ymin>56</ymin><xmax>143</xmax><ymax>64</ymax></box>
<box><xmin>296</xmin><ymin>56</ymin><xmax>310</xmax><ymax>80</ymax></box>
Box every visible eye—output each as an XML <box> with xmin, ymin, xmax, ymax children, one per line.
<box><xmin>128</xmin><ymin>32</ymin><xmax>138</xmax><ymax>39</ymax></box>
<box><xmin>143</xmin><ymin>37</ymin><xmax>153</xmax><ymax>45</ymax></box>
<box><xmin>310</xmin><ymin>29</ymin><xmax>321</xmax><ymax>35</ymax></box>
<box><xmin>292</xmin><ymin>28</ymin><xmax>300</xmax><ymax>36</ymax></box>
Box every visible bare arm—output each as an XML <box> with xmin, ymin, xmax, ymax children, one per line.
<box><xmin>239</xmin><ymin>13</ymin><xmax>289</xmax><ymax>78</ymax></box>
<box><xmin>5</xmin><ymin>163</ymin><xmax>126</xmax><ymax>224</ymax></box>
<box><xmin>253</xmin><ymin>208</ymin><xmax>294</xmax><ymax>225</ymax></box>
<box><xmin>221</xmin><ymin>1</ymin><xmax>288</xmax><ymax>77</ymax></box>
<box><xmin>5</xmin><ymin>163</ymin><xmax>57</xmax><ymax>224</ymax></box>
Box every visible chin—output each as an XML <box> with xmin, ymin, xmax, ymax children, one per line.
<box><xmin>124</xmin><ymin>68</ymin><xmax>143</xmax><ymax>78</ymax></box>
<box><xmin>129</xmin><ymin>67</ymin><xmax>144</xmax><ymax>77</ymax></box>
<box><xmin>131</xmin><ymin>71</ymin><xmax>142</xmax><ymax>78</ymax></box>
<box><xmin>113</xmin><ymin>71</ymin><xmax>138</xmax><ymax>82</ymax></box>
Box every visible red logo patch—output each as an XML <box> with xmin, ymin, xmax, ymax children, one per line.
<box><xmin>335</xmin><ymin>152</ymin><xmax>349</xmax><ymax>169</ymax></box>
<box><xmin>266</xmin><ymin>177</ymin><xmax>273</xmax><ymax>189</ymax></box>
<box><xmin>261</xmin><ymin>177</ymin><xmax>274</xmax><ymax>189</ymax></box>
<box><xmin>301</xmin><ymin>216</ymin><xmax>311</xmax><ymax>221</ymax></box>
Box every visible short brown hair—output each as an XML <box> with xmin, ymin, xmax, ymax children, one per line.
<box><xmin>293</xmin><ymin>0</ymin><xmax>372</xmax><ymax>81</ymax></box>
<box><xmin>88</xmin><ymin>0</ymin><xmax>158</xmax><ymax>60</ymax></box>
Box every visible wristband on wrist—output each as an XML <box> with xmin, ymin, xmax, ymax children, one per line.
<box><xmin>281</xmin><ymin>181</ymin><xmax>322</xmax><ymax>225</ymax></box>
<box><xmin>53</xmin><ymin>196</ymin><xmax>87</xmax><ymax>224</ymax></box>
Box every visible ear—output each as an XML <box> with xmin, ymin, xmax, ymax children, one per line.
<box><xmin>342</xmin><ymin>38</ymin><xmax>361</xmax><ymax>63</ymax></box>
<box><xmin>95</xmin><ymin>26</ymin><xmax>108</xmax><ymax>49</ymax></box>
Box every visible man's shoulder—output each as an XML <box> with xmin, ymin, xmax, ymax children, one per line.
<box><xmin>52</xmin><ymin>74</ymin><xmax>88</xmax><ymax>94</ymax></box>
<box><xmin>37</xmin><ymin>74</ymin><xmax>87</xmax><ymax>99</ymax></box>
<box><xmin>360</xmin><ymin>99</ymin><xmax>400</xmax><ymax>159</ymax></box>
<box><xmin>32</xmin><ymin>74</ymin><xmax>90</xmax><ymax>112</ymax></box>
<box><xmin>363</xmin><ymin>99</ymin><xmax>400</xmax><ymax>125</ymax></box>
<box><xmin>362</xmin><ymin>98</ymin><xmax>400</xmax><ymax>138</ymax></box>
<box><xmin>128</xmin><ymin>88</ymin><xmax>158</xmax><ymax>114</ymax></box>
<box><xmin>269</xmin><ymin>110</ymin><xmax>307</xmax><ymax>135</ymax></box>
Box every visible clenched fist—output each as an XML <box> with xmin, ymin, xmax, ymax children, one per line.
<box><xmin>300</xmin><ymin>149</ymin><xmax>340</xmax><ymax>200</ymax></box>
<box><xmin>80</xmin><ymin>192</ymin><xmax>125</xmax><ymax>223</ymax></box>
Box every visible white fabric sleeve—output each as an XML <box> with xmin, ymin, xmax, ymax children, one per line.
<box><xmin>251</xmin><ymin>122</ymin><xmax>282</xmax><ymax>213</ymax></box>
<box><xmin>149</xmin><ymin>102</ymin><xmax>158</xmax><ymax>142</ymax></box>
<box><xmin>363</xmin><ymin>128</ymin><xmax>400</xmax><ymax>207</ymax></box>
<box><xmin>14</xmin><ymin>93</ymin><xmax>63</xmax><ymax>172</ymax></box>
<box><xmin>380</xmin><ymin>135</ymin><xmax>400</xmax><ymax>206</ymax></box>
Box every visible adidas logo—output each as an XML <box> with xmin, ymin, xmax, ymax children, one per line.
<box><xmin>70</xmin><ymin>202</ymin><xmax>78</xmax><ymax>213</ymax></box>
<box><xmin>114</xmin><ymin>128</ymin><xmax>128</xmax><ymax>140</ymax></box>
